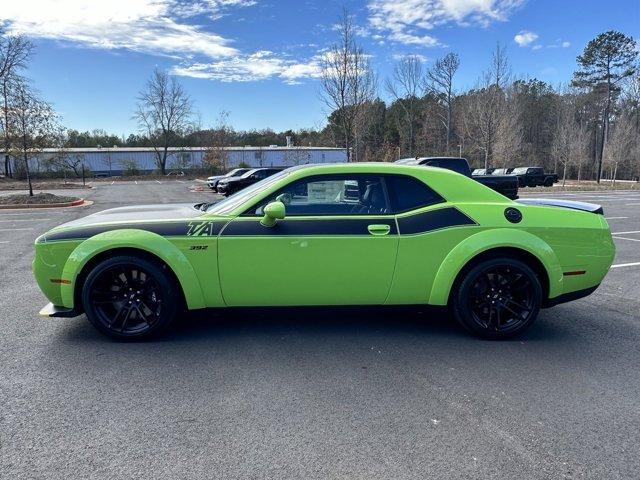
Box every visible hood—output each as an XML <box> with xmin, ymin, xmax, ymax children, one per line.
<box><xmin>517</xmin><ymin>198</ymin><xmax>603</xmax><ymax>215</ymax></box>
<box><xmin>56</xmin><ymin>203</ymin><xmax>206</xmax><ymax>230</ymax></box>
<box><xmin>207</xmin><ymin>175</ymin><xmax>225</xmax><ymax>181</ymax></box>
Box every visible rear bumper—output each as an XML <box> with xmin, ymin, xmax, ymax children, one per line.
<box><xmin>543</xmin><ymin>285</ymin><xmax>600</xmax><ymax>308</ymax></box>
<box><xmin>39</xmin><ymin>302</ymin><xmax>80</xmax><ymax>318</ymax></box>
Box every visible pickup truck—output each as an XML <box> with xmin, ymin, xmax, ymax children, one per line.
<box><xmin>396</xmin><ymin>157</ymin><xmax>519</xmax><ymax>200</ymax></box>
<box><xmin>511</xmin><ymin>167</ymin><xmax>559</xmax><ymax>187</ymax></box>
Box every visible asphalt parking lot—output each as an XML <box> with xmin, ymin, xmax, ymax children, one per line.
<box><xmin>1</xmin><ymin>181</ymin><xmax>640</xmax><ymax>479</ymax></box>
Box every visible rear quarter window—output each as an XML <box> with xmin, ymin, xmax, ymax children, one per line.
<box><xmin>384</xmin><ymin>175</ymin><xmax>444</xmax><ymax>213</ymax></box>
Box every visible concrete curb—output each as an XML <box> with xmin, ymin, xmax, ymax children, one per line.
<box><xmin>0</xmin><ymin>198</ymin><xmax>91</xmax><ymax>210</ymax></box>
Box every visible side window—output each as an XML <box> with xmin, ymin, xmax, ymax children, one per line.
<box><xmin>245</xmin><ymin>175</ymin><xmax>391</xmax><ymax>216</ymax></box>
<box><xmin>384</xmin><ymin>175</ymin><xmax>443</xmax><ymax>213</ymax></box>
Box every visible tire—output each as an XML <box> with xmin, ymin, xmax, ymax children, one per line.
<box><xmin>451</xmin><ymin>257</ymin><xmax>542</xmax><ymax>340</ymax></box>
<box><xmin>82</xmin><ymin>255</ymin><xmax>179</xmax><ymax>340</ymax></box>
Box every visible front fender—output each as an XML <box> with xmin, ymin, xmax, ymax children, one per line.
<box><xmin>59</xmin><ymin>229</ymin><xmax>206</xmax><ymax>310</ymax></box>
<box><xmin>428</xmin><ymin>228</ymin><xmax>563</xmax><ymax>305</ymax></box>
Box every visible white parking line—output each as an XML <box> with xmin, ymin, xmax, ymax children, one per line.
<box><xmin>0</xmin><ymin>227</ymin><xmax>34</xmax><ymax>232</ymax></box>
<box><xmin>612</xmin><ymin>230</ymin><xmax>640</xmax><ymax>235</ymax></box>
<box><xmin>111</xmin><ymin>181</ymin><xmax>115</xmax><ymax>185</ymax></box>
<box><xmin>176</xmin><ymin>180</ymin><xmax>184</xmax><ymax>183</ymax></box>
<box><xmin>605</xmin><ymin>217</ymin><xmax>628</xmax><ymax>220</ymax></box>
<box><xmin>611</xmin><ymin>262</ymin><xmax>640</xmax><ymax>269</ymax></box>
<box><xmin>155</xmin><ymin>180</ymin><xmax>161</xmax><ymax>184</ymax></box>
<box><xmin>0</xmin><ymin>212</ymin><xmax>60</xmax><ymax>216</ymax></box>
<box><xmin>134</xmin><ymin>180</ymin><xmax>138</xmax><ymax>185</ymax></box>
<box><xmin>613</xmin><ymin>236</ymin><xmax>640</xmax><ymax>242</ymax></box>
<box><xmin>0</xmin><ymin>218</ymin><xmax>48</xmax><ymax>222</ymax></box>
<box><xmin>626</xmin><ymin>203</ymin><xmax>640</xmax><ymax>206</ymax></box>
<box><xmin>0</xmin><ymin>240</ymin><xmax>10</xmax><ymax>244</ymax></box>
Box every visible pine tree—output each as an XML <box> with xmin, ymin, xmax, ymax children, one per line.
<box><xmin>572</xmin><ymin>31</ymin><xmax>637</xmax><ymax>182</ymax></box>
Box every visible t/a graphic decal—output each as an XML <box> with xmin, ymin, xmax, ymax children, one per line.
<box><xmin>187</xmin><ymin>220</ymin><xmax>219</xmax><ymax>236</ymax></box>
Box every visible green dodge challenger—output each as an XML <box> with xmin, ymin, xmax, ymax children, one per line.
<box><xmin>33</xmin><ymin>164</ymin><xmax>615</xmax><ymax>340</ymax></box>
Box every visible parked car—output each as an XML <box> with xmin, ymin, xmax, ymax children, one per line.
<box><xmin>216</xmin><ymin>167</ymin><xmax>285</xmax><ymax>196</ymax></box>
<box><xmin>206</xmin><ymin>168</ymin><xmax>250</xmax><ymax>190</ymax></box>
<box><xmin>396</xmin><ymin>157</ymin><xmax>519</xmax><ymax>200</ymax></box>
<box><xmin>34</xmin><ymin>163</ymin><xmax>615</xmax><ymax>340</ymax></box>
<box><xmin>511</xmin><ymin>167</ymin><xmax>559</xmax><ymax>187</ymax></box>
<box><xmin>491</xmin><ymin>168</ymin><xmax>514</xmax><ymax>175</ymax></box>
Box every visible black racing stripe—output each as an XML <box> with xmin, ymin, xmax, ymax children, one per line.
<box><xmin>43</xmin><ymin>220</ymin><xmax>227</xmax><ymax>242</ymax></box>
<box><xmin>221</xmin><ymin>218</ymin><xmax>397</xmax><ymax>236</ymax></box>
<box><xmin>397</xmin><ymin>207</ymin><xmax>476</xmax><ymax>235</ymax></box>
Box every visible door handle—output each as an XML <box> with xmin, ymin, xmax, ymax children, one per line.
<box><xmin>367</xmin><ymin>224</ymin><xmax>391</xmax><ymax>236</ymax></box>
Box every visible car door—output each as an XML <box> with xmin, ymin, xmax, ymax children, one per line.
<box><xmin>217</xmin><ymin>174</ymin><xmax>399</xmax><ymax>306</ymax></box>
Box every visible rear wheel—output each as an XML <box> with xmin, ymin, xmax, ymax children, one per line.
<box><xmin>452</xmin><ymin>257</ymin><xmax>542</xmax><ymax>339</ymax></box>
<box><xmin>82</xmin><ymin>255</ymin><xmax>178</xmax><ymax>340</ymax></box>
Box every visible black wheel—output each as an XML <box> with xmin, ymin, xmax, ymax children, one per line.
<box><xmin>82</xmin><ymin>255</ymin><xmax>179</xmax><ymax>340</ymax></box>
<box><xmin>452</xmin><ymin>257</ymin><xmax>542</xmax><ymax>339</ymax></box>
<box><xmin>544</xmin><ymin>178</ymin><xmax>553</xmax><ymax>187</ymax></box>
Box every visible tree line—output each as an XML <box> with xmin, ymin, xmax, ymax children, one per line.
<box><xmin>318</xmin><ymin>11</ymin><xmax>639</xmax><ymax>184</ymax></box>
<box><xmin>1</xmin><ymin>19</ymin><xmax>638</xmax><ymax>193</ymax></box>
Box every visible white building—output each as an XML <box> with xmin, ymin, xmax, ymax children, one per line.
<box><xmin>18</xmin><ymin>145</ymin><xmax>348</xmax><ymax>176</ymax></box>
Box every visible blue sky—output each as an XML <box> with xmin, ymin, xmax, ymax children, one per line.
<box><xmin>1</xmin><ymin>0</ymin><xmax>638</xmax><ymax>136</ymax></box>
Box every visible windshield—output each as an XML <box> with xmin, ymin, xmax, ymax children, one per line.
<box><xmin>225</xmin><ymin>168</ymin><xmax>243</xmax><ymax>177</ymax></box>
<box><xmin>240</xmin><ymin>169</ymin><xmax>260</xmax><ymax>179</ymax></box>
<box><xmin>512</xmin><ymin>167</ymin><xmax>528</xmax><ymax>174</ymax></box>
<box><xmin>206</xmin><ymin>169</ymin><xmax>291</xmax><ymax>215</ymax></box>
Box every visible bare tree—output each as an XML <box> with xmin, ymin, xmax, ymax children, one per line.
<box><xmin>7</xmin><ymin>79</ymin><xmax>62</xmax><ymax>195</ymax></box>
<box><xmin>0</xmin><ymin>30</ymin><xmax>33</xmax><ymax>177</ymax></box>
<box><xmin>605</xmin><ymin>112</ymin><xmax>636</xmax><ymax>184</ymax></box>
<box><xmin>320</xmin><ymin>8</ymin><xmax>376</xmax><ymax>162</ymax></box>
<box><xmin>493</xmin><ymin>89</ymin><xmax>523</xmax><ymax>168</ymax></box>
<box><xmin>460</xmin><ymin>81</ymin><xmax>504</xmax><ymax>169</ymax></box>
<box><xmin>426</xmin><ymin>52</ymin><xmax>460</xmax><ymax>152</ymax></box>
<box><xmin>204</xmin><ymin>111</ymin><xmax>233</xmax><ymax>172</ymax></box>
<box><xmin>551</xmin><ymin>98</ymin><xmax>590</xmax><ymax>186</ymax></box>
<box><xmin>386</xmin><ymin>55</ymin><xmax>424</xmax><ymax>156</ymax></box>
<box><xmin>134</xmin><ymin>69</ymin><xmax>193</xmax><ymax>175</ymax></box>
<box><xmin>486</xmin><ymin>42</ymin><xmax>511</xmax><ymax>89</ymax></box>
<box><xmin>461</xmin><ymin>44</ymin><xmax>511</xmax><ymax>168</ymax></box>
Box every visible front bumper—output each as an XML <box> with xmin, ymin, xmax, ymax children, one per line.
<box><xmin>39</xmin><ymin>302</ymin><xmax>80</xmax><ymax>318</ymax></box>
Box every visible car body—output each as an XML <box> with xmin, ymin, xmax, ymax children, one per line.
<box><xmin>491</xmin><ymin>168</ymin><xmax>514</xmax><ymax>175</ymax></box>
<box><xmin>396</xmin><ymin>157</ymin><xmax>519</xmax><ymax>200</ymax></box>
<box><xmin>34</xmin><ymin>163</ymin><xmax>615</xmax><ymax>340</ymax></box>
<box><xmin>206</xmin><ymin>168</ymin><xmax>250</xmax><ymax>190</ymax></box>
<box><xmin>512</xmin><ymin>167</ymin><xmax>559</xmax><ymax>187</ymax></box>
<box><xmin>216</xmin><ymin>167</ymin><xmax>285</xmax><ymax>196</ymax></box>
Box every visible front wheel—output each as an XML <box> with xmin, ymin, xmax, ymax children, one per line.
<box><xmin>452</xmin><ymin>257</ymin><xmax>542</xmax><ymax>339</ymax></box>
<box><xmin>82</xmin><ymin>255</ymin><xmax>179</xmax><ymax>340</ymax></box>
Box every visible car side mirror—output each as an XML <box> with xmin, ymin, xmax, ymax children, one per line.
<box><xmin>261</xmin><ymin>201</ymin><xmax>286</xmax><ymax>227</ymax></box>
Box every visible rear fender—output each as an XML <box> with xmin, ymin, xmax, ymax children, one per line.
<box><xmin>428</xmin><ymin>228</ymin><xmax>563</xmax><ymax>305</ymax></box>
<box><xmin>59</xmin><ymin>229</ymin><xmax>206</xmax><ymax>310</ymax></box>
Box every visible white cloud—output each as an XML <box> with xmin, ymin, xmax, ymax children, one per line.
<box><xmin>561</xmin><ymin>41</ymin><xmax>570</xmax><ymax>48</ymax></box>
<box><xmin>392</xmin><ymin>53</ymin><xmax>428</xmax><ymax>61</ymax></box>
<box><xmin>368</xmin><ymin>0</ymin><xmax>526</xmax><ymax>46</ymax></box>
<box><xmin>531</xmin><ymin>44</ymin><xmax>542</xmax><ymax>50</ymax></box>
<box><xmin>514</xmin><ymin>30</ymin><xmax>538</xmax><ymax>47</ymax></box>
<box><xmin>171</xmin><ymin>51</ymin><xmax>322</xmax><ymax>84</ymax></box>
<box><xmin>0</xmin><ymin>0</ymin><xmax>324</xmax><ymax>85</ymax></box>
<box><xmin>0</xmin><ymin>0</ymin><xmax>257</xmax><ymax>59</ymax></box>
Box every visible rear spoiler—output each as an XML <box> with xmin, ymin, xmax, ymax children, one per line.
<box><xmin>516</xmin><ymin>198</ymin><xmax>603</xmax><ymax>215</ymax></box>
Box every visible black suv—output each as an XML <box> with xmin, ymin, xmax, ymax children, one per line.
<box><xmin>216</xmin><ymin>167</ymin><xmax>286</xmax><ymax>196</ymax></box>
